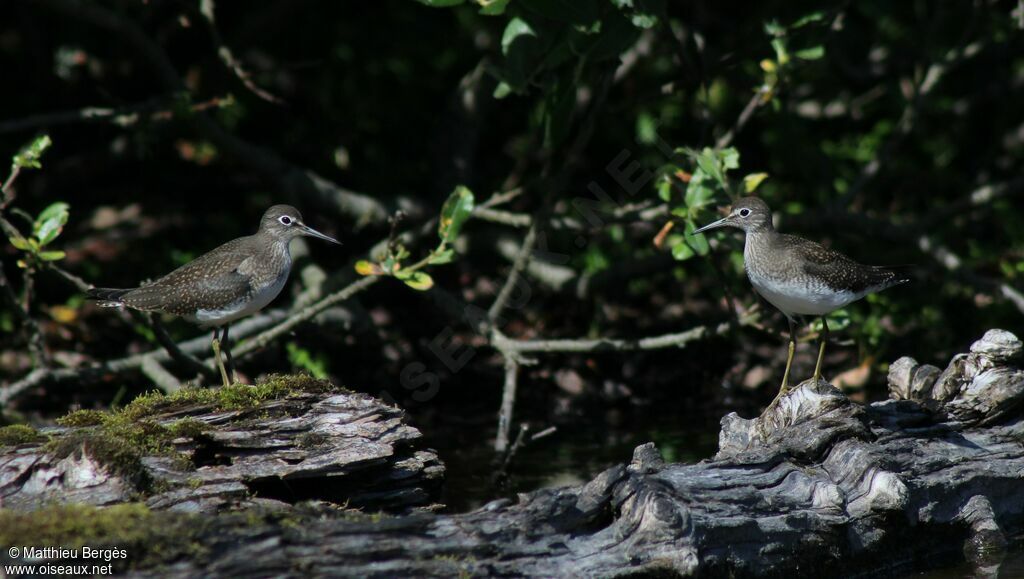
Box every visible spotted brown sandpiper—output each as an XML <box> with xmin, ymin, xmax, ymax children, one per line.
<box><xmin>694</xmin><ymin>196</ymin><xmax>909</xmax><ymax>406</ymax></box>
<box><xmin>88</xmin><ymin>205</ymin><xmax>340</xmax><ymax>387</ymax></box>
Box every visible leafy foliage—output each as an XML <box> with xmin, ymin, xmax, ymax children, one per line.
<box><xmin>355</xmin><ymin>185</ymin><xmax>475</xmax><ymax>291</ymax></box>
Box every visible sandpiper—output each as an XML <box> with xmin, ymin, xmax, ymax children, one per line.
<box><xmin>694</xmin><ymin>196</ymin><xmax>909</xmax><ymax>405</ymax></box>
<box><xmin>88</xmin><ymin>205</ymin><xmax>339</xmax><ymax>387</ymax></box>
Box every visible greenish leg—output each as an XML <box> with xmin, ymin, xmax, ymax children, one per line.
<box><xmin>813</xmin><ymin>316</ymin><xmax>829</xmax><ymax>382</ymax></box>
<box><xmin>221</xmin><ymin>324</ymin><xmax>235</xmax><ymax>384</ymax></box>
<box><xmin>211</xmin><ymin>328</ymin><xmax>231</xmax><ymax>387</ymax></box>
<box><xmin>769</xmin><ymin>318</ymin><xmax>798</xmax><ymax>410</ymax></box>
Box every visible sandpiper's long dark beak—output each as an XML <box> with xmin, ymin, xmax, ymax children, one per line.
<box><xmin>692</xmin><ymin>216</ymin><xmax>731</xmax><ymax>235</ymax></box>
<box><xmin>298</xmin><ymin>222</ymin><xmax>341</xmax><ymax>244</ymax></box>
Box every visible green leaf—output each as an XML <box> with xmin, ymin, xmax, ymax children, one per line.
<box><xmin>611</xmin><ymin>0</ymin><xmax>665</xmax><ymax>29</ymax></box>
<box><xmin>795</xmin><ymin>46</ymin><xmax>825</xmax><ymax>60</ymax></box>
<box><xmin>403</xmin><ymin>271</ymin><xmax>435</xmax><ymax>291</ymax></box>
<box><xmin>499</xmin><ymin>16</ymin><xmax>541</xmax><ymax>90</ymax></box>
<box><xmin>355</xmin><ymin>260</ymin><xmax>383</xmax><ymax>276</ymax></box>
<box><xmin>416</xmin><ymin>0</ymin><xmax>465</xmax><ymax>6</ymax></box>
<box><xmin>656</xmin><ymin>175</ymin><xmax>673</xmax><ymax>202</ymax></box>
<box><xmin>683</xmin><ymin>220</ymin><xmax>709</xmax><ymax>256</ymax></box>
<box><xmin>33</xmin><ymin>202</ymin><xmax>69</xmax><ymax>246</ymax></box>
<box><xmin>771</xmin><ymin>37</ymin><xmax>789</xmax><ymax>66</ymax></box>
<box><xmin>502</xmin><ymin>17</ymin><xmax>537</xmax><ymax>55</ymax></box>
<box><xmin>743</xmin><ymin>173</ymin><xmax>769</xmax><ymax>193</ymax></box>
<box><xmin>720</xmin><ymin>147</ymin><xmax>739</xmax><ymax>170</ymax></box>
<box><xmin>39</xmin><ymin>250</ymin><xmax>66</xmax><ymax>261</ymax></box>
<box><xmin>670</xmin><ymin>239</ymin><xmax>694</xmax><ymax>261</ymax></box>
<box><xmin>791</xmin><ymin>11</ymin><xmax>825</xmax><ymax>28</ymax></box>
<box><xmin>493</xmin><ymin>81</ymin><xmax>513</xmax><ymax>99</ymax></box>
<box><xmin>691</xmin><ymin>148</ymin><xmax>723</xmax><ymax>185</ymax></box>
<box><xmin>439</xmin><ymin>185</ymin><xmax>475</xmax><ymax>243</ymax></box>
<box><xmin>8</xmin><ymin>236</ymin><xmax>30</xmax><ymax>251</ymax></box>
<box><xmin>478</xmin><ymin>0</ymin><xmax>511</xmax><ymax>15</ymax></box>
<box><xmin>12</xmin><ymin>135</ymin><xmax>52</xmax><ymax>170</ymax></box>
<box><xmin>684</xmin><ymin>170</ymin><xmax>715</xmax><ymax>212</ymax></box>
<box><xmin>428</xmin><ymin>248</ymin><xmax>455</xmax><ymax>265</ymax></box>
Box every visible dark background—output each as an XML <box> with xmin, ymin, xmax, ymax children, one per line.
<box><xmin>1</xmin><ymin>0</ymin><xmax>1023</xmax><ymax>509</ymax></box>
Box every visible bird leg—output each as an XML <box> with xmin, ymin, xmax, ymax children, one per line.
<box><xmin>211</xmin><ymin>328</ymin><xmax>231</xmax><ymax>388</ymax></box>
<box><xmin>768</xmin><ymin>317</ymin><xmax>798</xmax><ymax>409</ymax></box>
<box><xmin>813</xmin><ymin>316</ymin><xmax>829</xmax><ymax>382</ymax></box>
<box><xmin>221</xmin><ymin>324</ymin><xmax>235</xmax><ymax>384</ymax></box>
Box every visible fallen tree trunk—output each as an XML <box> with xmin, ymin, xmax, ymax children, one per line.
<box><xmin>2</xmin><ymin>330</ymin><xmax>1023</xmax><ymax>578</ymax></box>
<box><xmin>0</xmin><ymin>375</ymin><xmax>444</xmax><ymax>513</ymax></box>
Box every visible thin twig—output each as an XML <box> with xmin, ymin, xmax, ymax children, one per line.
<box><xmin>0</xmin><ymin>309</ymin><xmax>287</xmax><ymax>406</ymax></box>
<box><xmin>494</xmin><ymin>357</ymin><xmax>520</xmax><ymax>453</ymax></box>
<box><xmin>492</xmin><ymin>320</ymin><xmax>735</xmax><ymax>355</ymax></box>
<box><xmin>229</xmin><ymin>275</ymin><xmax>380</xmax><ymax>359</ymax></box>
<box><xmin>197</xmin><ymin>0</ymin><xmax>284</xmax><ymax>105</ymax></box>
<box><xmin>715</xmin><ymin>88</ymin><xmax>767</xmax><ymax>150</ymax></box>
<box><xmin>0</xmin><ymin>262</ymin><xmax>46</xmax><ymax>369</ymax></box>
<box><xmin>487</xmin><ymin>221</ymin><xmax>539</xmax><ymax>323</ymax></box>
<box><xmin>0</xmin><ymin>97</ymin><xmax>228</xmax><ymax>135</ymax></box>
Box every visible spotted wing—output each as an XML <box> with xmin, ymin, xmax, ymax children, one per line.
<box><xmin>120</xmin><ymin>238</ymin><xmax>255</xmax><ymax>316</ymax></box>
<box><xmin>788</xmin><ymin>234</ymin><xmax>909</xmax><ymax>294</ymax></box>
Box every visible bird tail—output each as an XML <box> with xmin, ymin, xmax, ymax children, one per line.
<box><xmin>873</xmin><ymin>265</ymin><xmax>914</xmax><ymax>290</ymax></box>
<box><xmin>86</xmin><ymin>287</ymin><xmax>133</xmax><ymax>307</ymax></box>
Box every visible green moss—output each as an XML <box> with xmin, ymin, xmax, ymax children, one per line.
<box><xmin>0</xmin><ymin>504</ymin><xmax>206</xmax><ymax>570</ymax></box>
<box><xmin>0</xmin><ymin>424</ymin><xmax>46</xmax><ymax>447</ymax></box>
<box><xmin>166</xmin><ymin>417</ymin><xmax>210</xmax><ymax>439</ymax></box>
<box><xmin>40</xmin><ymin>374</ymin><xmax>341</xmax><ymax>495</ymax></box>
<box><xmin>57</xmin><ymin>409</ymin><xmax>106</xmax><ymax>427</ymax></box>
<box><xmin>121</xmin><ymin>373</ymin><xmax>341</xmax><ymax>420</ymax></box>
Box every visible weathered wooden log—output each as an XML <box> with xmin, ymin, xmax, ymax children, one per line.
<box><xmin>0</xmin><ymin>375</ymin><xmax>444</xmax><ymax>513</ymax></box>
<box><xmin>2</xmin><ymin>330</ymin><xmax>1023</xmax><ymax>578</ymax></box>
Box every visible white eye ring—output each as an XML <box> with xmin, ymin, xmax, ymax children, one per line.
<box><xmin>739</xmin><ymin>208</ymin><xmax>751</xmax><ymax>217</ymax></box>
<box><xmin>279</xmin><ymin>216</ymin><xmax>293</xmax><ymax>225</ymax></box>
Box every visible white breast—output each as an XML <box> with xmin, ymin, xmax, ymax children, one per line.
<box><xmin>746</xmin><ymin>268</ymin><xmax>857</xmax><ymax>318</ymax></box>
<box><xmin>744</xmin><ymin>237</ymin><xmax>860</xmax><ymax>319</ymax></box>
<box><xmin>194</xmin><ymin>270</ymin><xmax>290</xmax><ymax>327</ymax></box>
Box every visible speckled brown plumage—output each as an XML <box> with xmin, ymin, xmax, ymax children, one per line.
<box><xmin>694</xmin><ymin>195</ymin><xmax>911</xmax><ymax>399</ymax></box>
<box><xmin>88</xmin><ymin>205</ymin><xmax>338</xmax><ymax>328</ymax></box>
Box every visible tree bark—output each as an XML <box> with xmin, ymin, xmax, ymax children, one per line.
<box><xmin>3</xmin><ymin>330</ymin><xmax>1023</xmax><ymax>578</ymax></box>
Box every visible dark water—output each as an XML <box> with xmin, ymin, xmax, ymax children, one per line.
<box><xmin>909</xmin><ymin>545</ymin><xmax>1024</xmax><ymax>579</ymax></box>
<box><xmin>427</xmin><ymin>414</ymin><xmax>720</xmax><ymax>513</ymax></box>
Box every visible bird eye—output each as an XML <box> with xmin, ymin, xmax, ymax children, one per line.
<box><xmin>739</xmin><ymin>208</ymin><xmax>751</xmax><ymax>218</ymax></box>
<box><xmin>279</xmin><ymin>216</ymin><xmax>292</xmax><ymax>225</ymax></box>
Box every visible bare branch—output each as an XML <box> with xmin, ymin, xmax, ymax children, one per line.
<box><xmin>0</xmin><ymin>309</ymin><xmax>286</xmax><ymax>406</ymax></box>
<box><xmin>139</xmin><ymin>356</ymin><xmax>183</xmax><ymax>393</ymax></box>
<box><xmin>492</xmin><ymin>321</ymin><xmax>734</xmax><ymax>355</ymax></box>
<box><xmin>715</xmin><ymin>89</ymin><xmax>767</xmax><ymax>150</ymax></box>
<box><xmin>197</xmin><ymin>0</ymin><xmax>284</xmax><ymax>105</ymax></box>
<box><xmin>494</xmin><ymin>357</ymin><xmax>520</xmax><ymax>453</ymax></box>
<box><xmin>229</xmin><ymin>276</ymin><xmax>381</xmax><ymax>359</ymax></box>
<box><xmin>0</xmin><ymin>96</ymin><xmax>228</xmax><ymax>135</ymax></box>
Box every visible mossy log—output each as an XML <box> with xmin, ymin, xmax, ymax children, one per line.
<box><xmin>0</xmin><ymin>375</ymin><xmax>444</xmax><ymax>513</ymax></box>
<box><xmin>3</xmin><ymin>331</ymin><xmax>1024</xmax><ymax>578</ymax></box>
